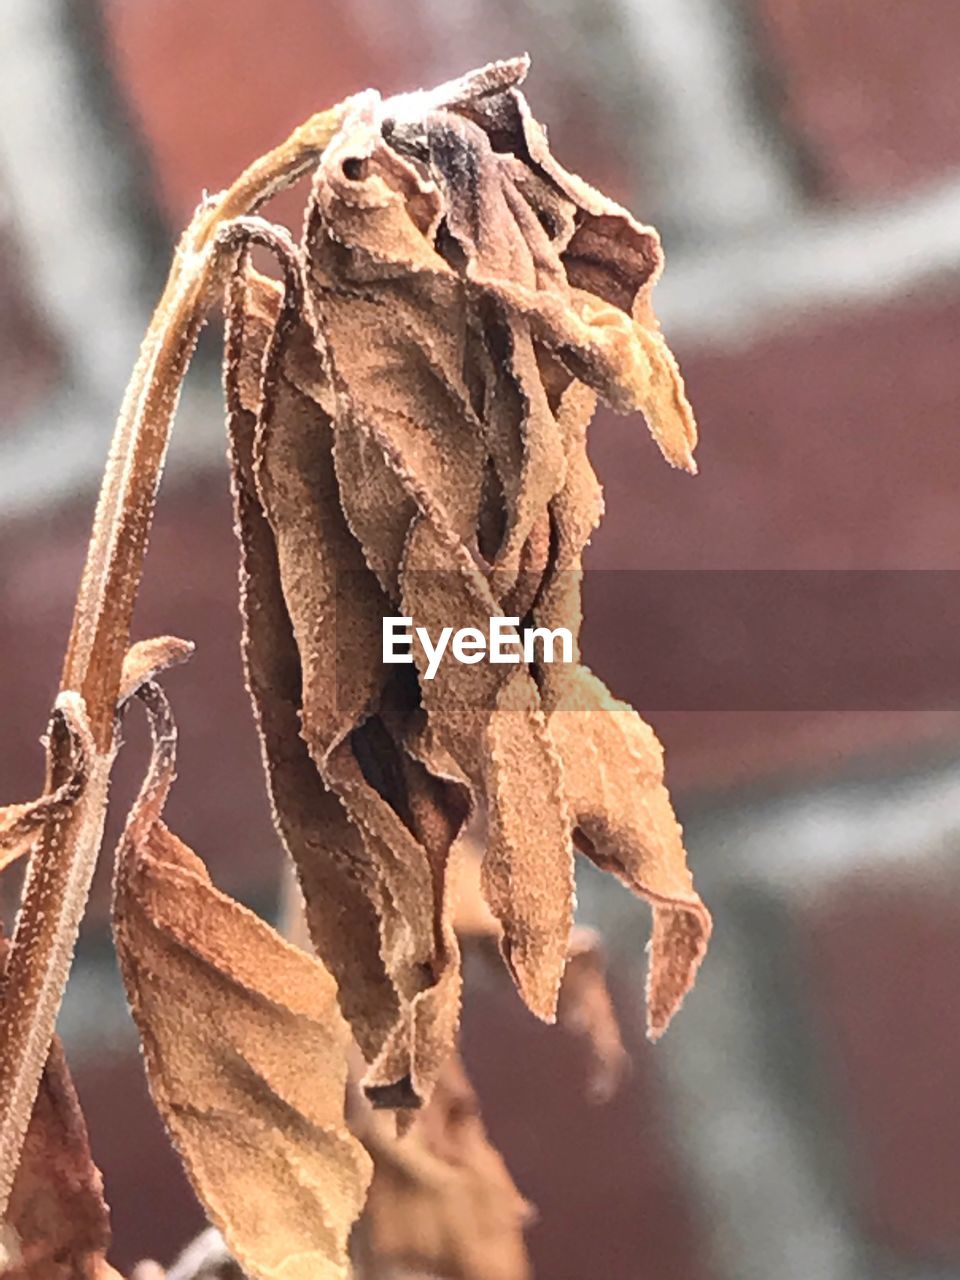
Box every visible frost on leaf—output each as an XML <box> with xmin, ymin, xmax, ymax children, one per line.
<box><xmin>112</xmin><ymin>680</ymin><xmax>371</xmax><ymax>1280</ymax></box>
<box><xmin>221</xmin><ymin>55</ymin><xmax>709</xmax><ymax>1112</ymax></box>
<box><xmin>0</xmin><ymin>53</ymin><xmax>712</xmax><ymax>1280</ymax></box>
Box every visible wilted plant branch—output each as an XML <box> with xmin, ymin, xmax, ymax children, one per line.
<box><xmin>62</xmin><ymin>104</ymin><xmax>346</xmax><ymax>738</ymax></box>
<box><xmin>0</xmin><ymin>59</ymin><xmax>711</xmax><ymax>1280</ymax></box>
<box><xmin>0</xmin><ymin>105</ymin><xmax>345</xmax><ymax>1217</ymax></box>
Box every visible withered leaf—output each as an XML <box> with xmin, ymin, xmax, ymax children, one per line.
<box><xmin>356</xmin><ymin>1052</ymin><xmax>532</xmax><ymax>1280</ymax></box>
<box><xmin>534</xmin><ymin>373</ymin><xmax>711</xmax><ymax>1033</ymax></box>
<box><xmin>557</xmin><ymin>927</ymin><xmax>629</xmax><ymax>1104</ymax></box>
<box><xmin>220</xmin><ymin>55</ymin><xmax>708</xmax><ymax>1114</ymax></box>
<box><xmin>0</xmin><ymin>937</ymin><xmax>112</xmax><ymax>1280</ymax></box>
<box><xmin>455</xmin><ymin>840</ymin><xmax>628</xmax><ymax>1104</ymax></box>
<box><xmin>399</xmin><ymin>517</ymin><xmax>574</xmax><ymax>1022</ymax></box>
<box><xmin>225</xmin><ymin>259</ymin><xmax>469</xmax><ymax>1110</ymax></box>
<box><xmin>112</xmin><ymin>679</ymin><xmax>371</xmax><ymax>1280</ymax></box>
<box><xmin>224</xmin><ymin>262</ymin><xmax>400</xmax><ymax>1068</ymax></box>
<box><xmin>544</xmin><ymin>670</ymin><xmax>711</xmax><ymax>1037</ymax></box>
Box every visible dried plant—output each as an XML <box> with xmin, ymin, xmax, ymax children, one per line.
<box><xmin>0</xmin><ymin>58</ymin><xmax>709</xmax><ymax>1280</ymax></box>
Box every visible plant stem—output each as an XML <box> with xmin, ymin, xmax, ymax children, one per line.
<box><xmin>0</xmin><ymin>104</ymin><xmax>344</xmax><ymax>1216</ymax></box>
<box><xmin>63</xmin><ymin>105</ymin><xmax>344</xmax><ymax>746</ymax></box>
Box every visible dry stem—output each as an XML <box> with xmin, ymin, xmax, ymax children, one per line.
<box><xmin>0</xmin><ymin>104</ymin><xmax>345</xmax><ymax>1215</ymax></box>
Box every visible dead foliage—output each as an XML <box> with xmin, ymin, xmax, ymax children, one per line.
<box><xmin>0</xmin><ymin>58</ymin><xmax>708</xmax><ymax>1279</ymax></box>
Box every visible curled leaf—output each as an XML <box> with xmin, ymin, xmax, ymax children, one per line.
<box><xmin>224</xmin><ymin>263</ymin><xmax>400</xmax><ymax>1068</ymax></box>
<box><xmin>112</xmin><ymin>679</ymin><xmax>371</xmax><ymax>1280</ymax></box>
<box><xmin>545</xmin><ymin>671</ymin><xmax>711</xmax><ymax>1037</ymax></box>
<box><xmin>117</xmin><ymin>636</ymin><xmax>196</xmax><ymax>706</ymax></box>
<box><xmin>456</xmin><ymin>842</ymin><xmax>629</xmax><ymax>1103</ymax></box>
<box><xmin>220</xmin><ymin>56</ymin><xmax>708</xmax><ymax>1114</ymax></box>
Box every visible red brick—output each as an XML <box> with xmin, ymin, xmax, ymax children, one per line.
<box><xmin>100</xmin><ymin>0</ymin><xmax>402</xmax><ymax>230</ymax></box>
<box><xmin>593</xmin><ymin>291</ymin><xmax>960</xmax><ymax>573</ymax></box>
<box><xmin>755</xmin><ymin>0</ymin><xmax>960</xmax><ymax>198</ymax></box>
<box><xmin>803</xmin><ymin>873</ymin><xmax>960</xmax><ymax>1260</ymax></box>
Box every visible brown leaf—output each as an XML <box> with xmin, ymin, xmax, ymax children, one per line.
<box><xmin>0</xmin><ymin>936</ymin><xmax>111</xmax><ymax>1280</ymax></box>
<box><xmin>224</xmin><ymin>261</ymin><xmax>400</xmax><ymax>1067</ymax></box>
<box><xmin>544</xmin><ymin>670</ymin><xmax>711</xmax><ymax>1037</ymax></box>
<box><xmin>301</xmin><ymin>63</ymin><xmax>706</xmax><ymax>1035</ymax></box>
<box><xmin>112</xmin><ymin>679</ymin><xmax>371</xmax><ymax>1280</ymax></box>
<box><xmin>455</xmin><ymin>841</ymin><xmax>629</xmax><ymax>1104</ymax></box>
<box><xmin>399</xmin><ymin>519</ymin><xmax>573</xmax><ymax>1021</ymax></box>
<box><xmin>222</xmin><ymin>57</ymin><xmax>707</xmax><ymax>1112</ymax></box>
<box><xmin>534</xmin><ymin>368</ymin><xmax>711</xmax><ymax>1035</ymax></box>
<box><xmin>225</xmin><ymin>257</ymin><xmax>469</xmax><ymax>1108</ymax></box>
<box><xmin>117</xmin><ymin>636</ymin><xmax>195</xmax><ymax>706</ymax></box>
<box><xmin>356</xmin><ymin>1052</ymin><xmax>532</xmax><ymax>1280</ymax></box>
<box><xmin>557</xmin><ymin>927</ymin><xmax>629</xmax><ymax>1104</ymax></box>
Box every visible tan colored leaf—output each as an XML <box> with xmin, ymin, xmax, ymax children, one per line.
<box><xmin>220</xmin><ymin>58</ymin><xmax>707</xmax><ymax>1116</ymax></box>
<box><xmin>455</xmin><ymin>842</ymin><xmax>629</xmax><ymax>1104</ymax></box>
<box><xmin>117</xmin><ymin>635</ymin><xmax>195</xmax><ymax>705</ymax></box>
<box><xmin>557</xmin><ymin>927</ymin><xmax>629</xmax><ymax>1103</ymax></box>
<box><xmin>112</xmin><ymin>679</ymin><xmax>371</xmax><ymax>1280</ymax></box>
<box><xmin>545</xmin><ymin>669</ymin><xmax>711</xmax><ymax>1037</ymax></box>
<box><xmin>357</xmin><ymin>1052</ymin><xmax>532</xmax><ymax>1280</ymax></box>
<box><xmin>225</xmin><ymin>257</ymin><xmax>469</xmax><ymax>1108</ymax></box>
<box><xmin>224</xmin><ymin>262</ymin><xmax>399</xmax><ymax>1067</ymax></box>
<box><xmin>399</xmin><ymin>518</ymin><xmax>573</xmax><ymax>1022</ymax></box>
<box><xmin>0</xmin><ymin>937</ymin><xmax>111</xmax><ymax>1280</ymax></box>
<box><xmin>296</xmin><ymin>58</ymin><xmax>705</xmax><ymax>1043</ymax></box>
<box><xmin>534</xmin><ymin>365</ymin><xmax>711</xmax><ymax>1037</ymax></box>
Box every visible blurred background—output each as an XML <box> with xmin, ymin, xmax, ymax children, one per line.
<box><xmin>2</xmin><ymin>2</ymin><xmax>960</xmax><ymax>1277</ymax></box>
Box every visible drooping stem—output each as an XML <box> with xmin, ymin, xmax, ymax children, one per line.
<box><xmin>62</xmin><ymin>105</ymin><xmax>345</xmax><ymax>746</ymax></box>
<box><xmin>0</xmin><ymin>104</ymin><xmax>344</xmax><ymax>1215</ymax></box>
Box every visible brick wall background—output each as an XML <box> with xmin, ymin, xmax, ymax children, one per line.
<box><xmin>2</xmin><ymin>2</ymin><xmax>960</xmax><ymax>1277</ymax></box>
